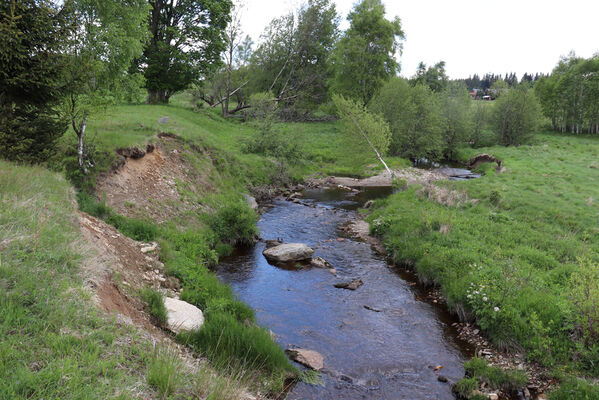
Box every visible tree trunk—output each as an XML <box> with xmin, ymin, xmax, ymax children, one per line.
<box><xmin>76</xmin><ymin>115</ymin><xmax>87</xmax><ymax>173</ymax></box>
<box><xmin>147</xmin><ymin>89</ymin><xmax>169</xmax><ymax>104</ymax></box>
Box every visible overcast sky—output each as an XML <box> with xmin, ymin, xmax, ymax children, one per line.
<box><xmin>240</xmin><ymin>0</ymin><xmax>599</xmax><ymax>80</ymax></box>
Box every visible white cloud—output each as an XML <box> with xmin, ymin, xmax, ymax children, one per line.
<box><xmin>240</xmin><ymin>0</ymin><xmax>599</xmax><ymax>79</ymax></box>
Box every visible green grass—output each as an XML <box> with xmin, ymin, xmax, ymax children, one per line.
<box><xmin>463</xmin><ymin>358</ymin><xmax>526</xmax><ymax>392</ymax></box>
<box><xmin>368</xmin><ymin>131</ymin><xmax>599</xmax><ymax>392</ymax></box>
<box><xmin>140</xmin><ymin>288</ymin><xmax>167</xmax><ymax>326</ymax></box>
<box><xmin>0</xmin><ymin>161</ymin><xmax>156</xmax><ymax>399</ymax></box>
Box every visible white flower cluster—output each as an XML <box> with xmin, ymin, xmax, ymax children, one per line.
<box><xmin>466</xmin><ymin>282</ymin><xmax>500</xmax><ymax>312</ymax></box>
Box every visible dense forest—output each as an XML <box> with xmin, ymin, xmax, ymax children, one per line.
<box><xmin>3</xmin><ymin>1</ymin><xmax>599</xmax><ymax>399</ymax></box>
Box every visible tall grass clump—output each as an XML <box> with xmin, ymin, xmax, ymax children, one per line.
<box><xmin>179</xmin><ymin>313</ymin><xmax>296</xmax><ymax>392</ymax></box>
<box><xmin>141</xmin><ymin>288</ymin><xmax>167</xmax><ymax>325</ymax></box>
<box><xmin>147</xmin><ymin>346</ymin><xmax>183</xmax><ymax>398</ymax></box>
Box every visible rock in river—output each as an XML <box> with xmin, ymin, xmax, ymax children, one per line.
<box><xmin>164</xmin><ymin>297</ymin><xmax>204</xmax><ymax>334</ymax></box>
<box><xmin>310</xmin><ymin>256</ymin><xmax>332</xmax><ymax>269</ymax></box>
<box><xmin>334</xmin><ymin>279</ymin><xmax>363</xmax><ymax>290</ymax></box>
<box><xmin>263</xmin><ymin>243</ymin><xmax>314</xmax><ymax>263</ymax></box>
<box><xmin>285</xmin><ymin>348</ymin><xmax>324</xmax><ymax>370</ymax></box>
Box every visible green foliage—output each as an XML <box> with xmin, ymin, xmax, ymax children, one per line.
<box><xmin>536</xmin><ymin>54</ymin><xmax>599</xmax><ymax>134</ymax></box>
<box><xmin>440</xmin><ymin>82</ymin><xmax>473</xmax><ymax>158</ymax></box>
<box><xmin>464</xmin><ymin>358</ymin><xmax>526</xmax><ymax>392</ymax></box>
<box><xmin>140</xmin><ymin>289</ymin><xmax>167</xmax><ymax>326</ymax></box>
<box><xmin>492</xmin><ymin>85</ymin><xmax>541</xmax><ymax>145</ymax></box>
<box><xmin>77</xmin><ymin>192</ymin><xmax>158</xmax><ymax>241</ymax></box>
<box><xmin>412</xmin><ymin>61</ymin><xmax>449</xmax><ymax>93</ymax></box>
<box><xmin>333</xmin><ymin>94</ymin><xmax>391</xmax><ymax>169</ymax></box>
<box><xmin>208</xmin><ymin>202</ymin><xmax>258</xmax><ymax>246</ymax></box>
<box><xmin>141</xmin><ymin>0</ymin><xmax>233</xmax><ymax>103</ymax></box>
<box><xmin>179</xmin><ymin>313</ymin><xmax>296</xmax><ymax>380</ymax></box>
<box><xmin>470</xmin><ymin>101</ymin><xmax>497</xmax><ymax>147</ymax></box>
<box><xmin>329</xmin><ymin>0</ymin><xmax>404</xmax><ymax>104</ymax></box>
<box><xmin>569</xmin><ymin>259</ymin><xmax>599</xmax><ymax>347</ymax></box>
<box><xmin>367</xmin><ymin>133</ymin><xmax>599</xmax><ymax>374</ymax></box>
<box><xmin>243</xmin><ymin>92</ymin><xmax>302</xmax><ymax>160</ymax></box>
<box><xmin>0</xmin><ymin>0</ymin><xmax>72</xmax><ymax>162</ymax></box>
<box><xmin>147</xmin><ymin>346</ymin><xmax>183</xmax><ymax>399</ymax></box>
<box><xmin>247</xmin><ymin>0</ymin><xmax>339</xmax><ymax>113</ymax></box>
<box><xmin>370</xmin><ymin>79</ymin><xmax>443</xmax><ymax>160</ymax></box>
<box><xmin>454</xmin><ymin>377</ymin><xmax>477</xmax><ymax>397</ymax></box>
<box><xmin>0</xmin><ymin>161</ymin><xmax>161</xmax><ymax>399</ymax></box>
<box><xmin>549</xmin><ymin>378</ymin><xmax>599</xmax><ymax>399</ymax></box>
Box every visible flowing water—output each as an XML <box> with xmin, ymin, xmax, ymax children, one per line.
<box><xmin>216</xmin><ymin>187</ymin><xmax>473</xmax><ymax>399</ymax></box>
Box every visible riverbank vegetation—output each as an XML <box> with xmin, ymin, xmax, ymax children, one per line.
<box><xmin>4</xmin><ymin>0</ymin><xmax>599</xmax><ymax>397</ymax></box>
<box><xmin>368</xmin><ymin>131</ymin><xmax>599</xmax><ymax>396</ymax></box>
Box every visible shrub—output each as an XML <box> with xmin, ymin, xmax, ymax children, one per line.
<box><xmin>454</xmin><ymin>377</ymin><xmax>477</xmax><ymax>397</ymax></box>
<box><xmin>208</xmin><ymin>203</ymin><xmax>257</xmax><ymax>246</ymax></box>
<box><xmin>141</xmin><ymin>289</ymin><xmax>167</xmax><ymax>326</ymax></box>
<box><xmin>492</xmin><ymin>85</ymin><xmax>541</xmax><ymax>146</ymax></box>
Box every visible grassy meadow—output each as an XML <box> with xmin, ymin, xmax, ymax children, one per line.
<box><xmin>368</xmin><ymin>131</ymin><xmax>599</xmax><ymax>394</ymax></box>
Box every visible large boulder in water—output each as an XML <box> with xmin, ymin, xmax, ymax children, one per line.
<box><xmin>263</xmin><ymin>243</ymin><xmax>314</xmax><ymax>263</ymax></box>
<box><xmin>164</xmin><ymin>297</ymin><xmax>204</xmax><ymax>334</ymax></box>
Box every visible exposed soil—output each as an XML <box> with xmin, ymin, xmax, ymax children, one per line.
<box><xmin>95</xmin><ymin>136</ymin><xmax>211</xmax><ymax>223</ymax></box>
<box><xmin>78</xmin><ymin>211</ymin><xmax>179</xmax><ymax>332</ymax></box>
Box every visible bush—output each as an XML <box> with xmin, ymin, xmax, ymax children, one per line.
<box><xmin>208</xmin><ymin>203</ymin><xmax>257</xmax><ymax>246</ymax></box>
<box><xmin>492</xmin><ymin>85</ymin><xmax>541</xmax><ymax>146</ymax></box>
<box><xmin>549</xmin><ymin>378</ymin><xmax>599</xmax><ymax>400</ymax></box>
<box><xmin>454</xmin><ymin>377</ymin><xmax>477</xmax><ymax>397</ymax></box>
<box><xmin>141</xmin><ymin>289</ymin><xmax>167</xmax><ymax>325</ymax></box>
<box><xmin>370</xmin><ymin>79</ymin><xmax>443</xmax><ymax>161</ymax></box>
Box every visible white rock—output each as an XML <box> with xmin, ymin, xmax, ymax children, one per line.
<box><xmin>285</xmin><ymin>348</ymin><xmax>324</xmax><ymax>370</ymax></box>
<box><xmin>243</xmin><ymin>194</ymin><xmax>258</xmax><ymax>210</ymax></box>
<box><xmin>262</xmin><ymin>243</ymin><xmax>314</xmax><ymax>263</ymax></box>
<box><xmin>141</xmin><ymin>242</ymin><xmax>158</xmax><ymax>253</ymax></box>
<box><xmin>164</xmin><ymin>297</ymin><xmax>204</xmax><ymax>334</ymax></box>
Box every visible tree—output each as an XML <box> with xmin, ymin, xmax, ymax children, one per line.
<box><xmin>370</xmin><ymin>79</ymin><xmax>443</xmax><ymax>161</ymax></box>
<box><xmin>0</xmin><ymin>0</ymin><xmax>73</xmax><ymax>162</ymax></box>
<box><xmin>248</xmin><ymin>0</ymin><xmax>338</xmax><ymax>116</ymax></box>
<box><xmin>330</xmin><ymin>0</ymin><xmax>404</xmax><ymax>105</ymax></box>
<box><xmin>333</xmin><ymin>94</ymin><xmax>391</xmax><ymax>172</ymax></box>
<box><xmin>492</xmin><ymin>85</ymin><xmax>541</xmax><ymax>146</ymax></box>
<box><xmin>440</xmin><ymin>82</ymin><xmax>472</xmax><ymax>158</ymax></box>
<box><xmin>222</xmin><ymin>0</ymin><xmax>244</xmax><ymax>117</ymax></box>
<box><xmin>142</xmin><ymin>0</ymin><xmax>233</xmax><ymax>104</ymax></box>
<box><xmin>412</xmin><ymin>61</ymin><xmax>448</xmax><ymax>93</ymax></box>
<box><xmin>64</xmin><ymin>0</ymin><xmax>149</xmax><ymax>172</ymax></box>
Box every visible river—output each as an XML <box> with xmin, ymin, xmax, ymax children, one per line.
<box><xmin>216</xmin><ymin>187</ymin><xmax>473</xmax><ymax>399</ymax></box>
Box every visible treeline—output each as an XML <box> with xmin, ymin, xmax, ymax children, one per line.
<box><xmin>196</xmin><ymin>0</ymin><xmax>404</xmax><ymax>120</ymax></box>
<box><xmin>459</xmin><ymin>72</ymin><xmax>545</xmax><ymax>92</ymax></box>
<box><xmin>536</xmin><ymin>54</ymin><xmax>599</xmax><ymax>134</ymax></box>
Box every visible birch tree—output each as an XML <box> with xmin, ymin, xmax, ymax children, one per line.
<box><xmin>333</xmin><ymin>94</ymin><xmax>391</xmax><ymax>173</ymax></box>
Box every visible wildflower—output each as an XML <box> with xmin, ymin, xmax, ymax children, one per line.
<box><xmin>494</xmin><ymin>307</ymin><xmax>500</xmax><ymax>312</ymax></box>
<box><xmin>483</xmin><ymin>297</ymin><xmax>488</xmax><ymax>301</ymax></box>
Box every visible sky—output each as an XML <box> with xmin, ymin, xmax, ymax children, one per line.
<box><xmin>240</xmin><ymin>0</ymin><xmax>599</xmax><ymax>80</ymax></box>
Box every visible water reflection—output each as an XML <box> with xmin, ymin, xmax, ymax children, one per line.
<box><xmin>216</xmin><ymin>187</ymin><xmax>472</xmax><ymax>399</ymax></box>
